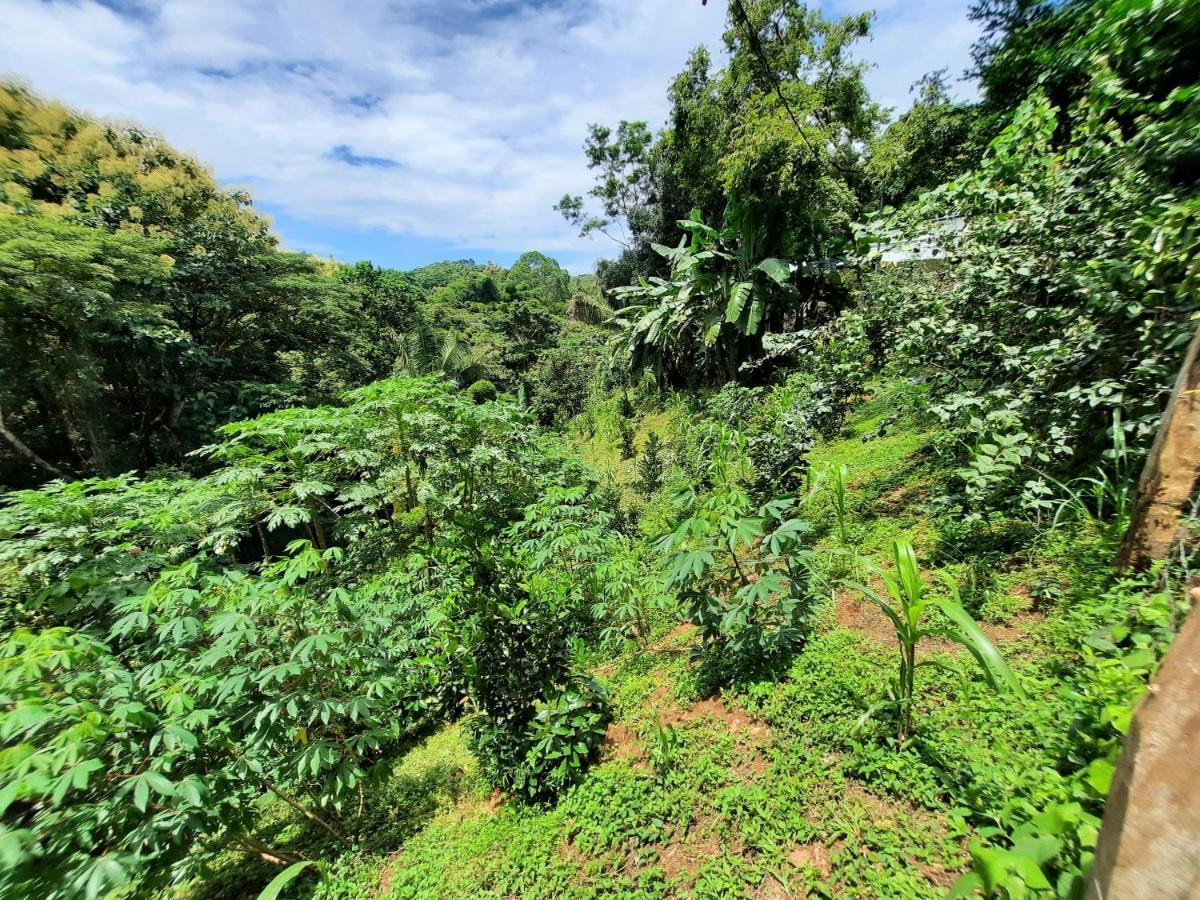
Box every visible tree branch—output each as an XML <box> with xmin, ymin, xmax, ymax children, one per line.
<box><xmin>0</xmin><ymin>400</ymin><xmax>73</xmax><ymax>478</ymax></box>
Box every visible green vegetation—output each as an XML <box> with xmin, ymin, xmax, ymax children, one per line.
<box><xmin>2</xmin><ymin>0</ymin><xmax>1198</xmax><ymax>898</ymax></box>
<box><xmin>845</xmin><ymin>540</ymin><xmax>1019</xmax><ymax>739</ymax></box>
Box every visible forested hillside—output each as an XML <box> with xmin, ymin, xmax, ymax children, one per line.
<box><xmin>0</xmin><ymin>101</ymin><xmax>604</xmax><ymax>487</ymax></box>
<box><xmin>1</xmin><ymin>0</ymin><xmax>1198</xmax><ymax>898</ymax></box>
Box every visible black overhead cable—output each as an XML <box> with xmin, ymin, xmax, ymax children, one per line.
<box><xmin>727</xmin><ymin>0</ymin><xmax>820</xmax><ymax>159</ymax></box>
<box><xmin>702</xmin><ymin>0</ymin><xmax>853</xmax><ymax>263</ymax></box>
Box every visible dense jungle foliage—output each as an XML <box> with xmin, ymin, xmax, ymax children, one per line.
<box><xmin>1</xmin><ymin>0</ymin><xmax>1198</xmax><ymax>898</ymax></box>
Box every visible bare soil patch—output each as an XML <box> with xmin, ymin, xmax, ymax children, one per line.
<box><xmin>656</xmin><ymin>826</ymin><xmax>722</xmax><ymax>881</ymax></box>
<box><xmin>648</xmin><ymin>621</ymin><xmax>699</xmax><ymax>653</ymax></box>
<box><xmin>835</xmin><ymin>588</ymin><xmax>1042</xmax><ymax>651</ymax></box>
<box><xmin>601</xmin><ymin>720</ymin><xmax>645</xmax><ymax>763</ymax></box>
<box><xmin>787</xmin><ymin>842</ymin><xmax>832</xmax><ymax>879</ymax></box>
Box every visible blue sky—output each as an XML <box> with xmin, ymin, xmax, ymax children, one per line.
<box><xmin>1</xmin><ymin>0</ymin><xmax>980</xmax><ymax>273</ymax></box>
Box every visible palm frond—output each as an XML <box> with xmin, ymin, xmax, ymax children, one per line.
<box><xmin>567</xmin><ymin>293</ymin><xmax>614</xmax><ymax>324</ymax></box>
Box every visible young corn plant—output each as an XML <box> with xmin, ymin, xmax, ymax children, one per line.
<box><xmin>845</xmin><ymin>540</ymin><xmax>1021</xmax><ymax>739</ymax></box>
<box><xmin>648</xmin><ymin>721</ymin><xmax>683</xmax><ymax>787</ymax></box>
<box><xmin>828</xmin><ymin>463</ymin><xmax>851</xmax><ymax>546</ymax></box>
<box><xmin>818</xmin><ymin>462</ymin><xmax>859</xmax><ymax>583</ymax></box>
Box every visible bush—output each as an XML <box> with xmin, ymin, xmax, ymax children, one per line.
<box><xmin>465</xmin><ymin>379</ymin><xmax>498</xmax><ymax>404</ymax></box>
<box><xmin>857</xmin><ymin>37</ymin><xmax>1200</xmax><ymax>518</ymax></box>
<box><xmin>660</xmin><ymin>473</ymin><xmax>818</xmax><ymax>682</ymax></box>
<box><xmin>748</xmin><ymin>406</ymin><xmax>815</xmax><ymax>498</ymax></box>
<box><xmin>526</xmin><ymin>322</ymin><xmax>608</xmax><ymax>424</ymax></box>
<box><xmin>618</xmin><ymin>420</ymin><xmax>636</xmax><ymax>460</ymax></box>
<box><xmin>704</xmin><ymin>383</ymin><xmax>763</xmax><ymax>427</ymax></box>
<box><xmin>637</xmin><ymin>433</ymin><xmax>665</xmax><ymax>497</ymax></box>
<box><xmin>450</xmin><ymin>551</ymin><xmax>610</xmax><ymax>802</ymax></box>
<box><xmin>472</xmin><ymin>681</ymin><xmax>609</xmax><ymax>803</ymax></box>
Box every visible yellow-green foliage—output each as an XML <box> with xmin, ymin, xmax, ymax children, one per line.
<box><xmin>0</xmin><ymin>82</ymin><xmax>258</xmax><ymax>237</ymax></box>
<box><xmin>804</xmin><ymin>382</ymin><xmax>940</xmax><ymax>556</ymax></box>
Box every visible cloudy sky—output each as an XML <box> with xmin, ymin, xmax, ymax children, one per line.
<box><xmin>1</xmin><ymin>0</ymin><xmax>980</xmax><ymax>272</ymax></box>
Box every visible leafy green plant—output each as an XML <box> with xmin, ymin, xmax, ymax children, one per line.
<box><xmin>859</xmin><ymin>14</ymin><xmax>1200</xmax><ymax>518</ymax></box>
<box><xmin>637</xmin><ymin>433</ymin><xmax>665</xmax><ymax>497</ymax></box>
<box><xmin>1048</xmin><ymin>414</ymin><xmax>1135</xmax><ymax>546</ymax></box>
<box><xmin>828</xmin><ymin>463</ymin><xmax>851</xmax><ymax>546</ymax></box>
<box><xmin>0</xmin><ymin>375</ymin><xmax>595</xmax><ymax>894</ymax></box>
<box><xmin>619</xmin><ymin>420</ymin><xmax>636</xmax><ymax>460</ymax></box>
<box><xmin>520</xmin><ymin>686</ymin><xmax>609</xmax><ymax>801</ymax></box>
<box><xmin>447</xmin><ymin>544</ymin><xmax>610</xmax><ymax>803</ymax></box>
<box><xmin>257</xmin><ymin>860</ymin><xmax>323</xmax><ymax>900</ymax></box>
<box><xmin>609</xmin><ymin>209</ymin><xmax>795</xmax><ymax>384</ymax></box>
<box><xmin>511</xmin><ymin>484</ymin><xmax>668</xmax><ymax>647</ymax></box>
<box><xmin>845</xmin><ymin>540</ymin><xmax>1020</xmax><ymax>739</ymax></box>
<box><xmin>618</xmin><ymin>391</ymin><xmax>636</xmax><ymax>420</ymax></box>
<box><xmin>465</xmin><ymin>379</ymin><xmax>498</xmax><ymax>404</ymax></box>
<box><xmin>648</xmin><ymin>721</ymin><xmax>682</xmax><ymax>787</ymax></box>
<box><xmin>952</xmin><ymin>573</ymin><xmax>1186</xmax><ymax>898</ymax></box>
<box><xmin>659</xmin><ymin>475</ymin><xmax>817</xmax><ymax>678</ymax></box>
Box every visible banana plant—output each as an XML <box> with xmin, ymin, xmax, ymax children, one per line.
<box><xmin>610</xmin><ymin>209</ymin><xmax>793</xmax><ymax>383</ymax></box>
<box><xmin>844</xmin><ymin>540</ymin><xmax>1020</xmax><ymax>739</ymax></box>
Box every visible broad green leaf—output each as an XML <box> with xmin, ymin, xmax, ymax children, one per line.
<box><xmin>724</xmin><ymin>281</ymin><xmax>753</xmax><ymax>323</ymax></box>
<box><xmin>256</xmin><ymin>861</ymin><xmax>321</xmax><ymax>900</ymax></box>
<box><xmin>931</xmin><ymin>591</ymin><xmax>1021</xmax><ymax>695</ymax></box>
<box><xmin>1085</xmin><ymin>757</ymin><xmax>1115</xmax><ymax>795</ymax></box>
<box><xmin>754</xmin><ymin>257</ymin><xmax>791</xmax><ymax>285</ymax></box>
<box><xmin>745</xmin><ymin>298</ymin><xmax>765</xmax><ymax>335</ymax></box>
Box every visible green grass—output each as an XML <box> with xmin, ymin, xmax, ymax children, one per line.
<box><xmin>805</xmin><ymin>385</ymin><xmax>943</xmax><ymax>555</ymax></box>
<box><xmin>574</xmin><ymin>395</ymin><xmax>687</xmax><ymax>506</ymax></box>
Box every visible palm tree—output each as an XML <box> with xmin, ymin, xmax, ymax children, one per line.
<box><xmin>394</xmin><ymin>319</ymin><xmax>488</xmax><ymax>387</ymax></box>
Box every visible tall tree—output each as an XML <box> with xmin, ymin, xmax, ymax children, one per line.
<box><xmin>0</xmin><ymin>214</ymin><xmax>171</xmax><ymax>477</ymax></box>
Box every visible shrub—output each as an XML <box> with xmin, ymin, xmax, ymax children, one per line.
<box><xmin>507</xmin><ymin>683</ymin><xmax>609</xmax><ymax>801</ymax></box>
<box><xmin>618</xmin><ymin>420</ymin><xmax>636</xmax><ymax>460</ymax></box>
<box><xmin>704</xmin><ymin>383</ymin><xmax>763</xmax><ymax>428</ymax></box>
<box><xmin>747</xmin><ymin>406</ymin><xmax>815</xmax><ymax>498</ymax></box>
<box><xmin>450</xmin><ymin>550</ymin><xmax>610</xmax><ymax>803</ymax></box>
<box><xmin>465</xmin><ymin>379</ymin><xmax>498</xmax><ymax>404</ymax></box>
<box><xmin>637</xmin><ymin>433</ymin><xmax>665</xmax><ymax>497</ymax></box>
<box><xmin>659</xmin><ymin>476</ymin><xmax>818</xmax><ymax>681</ymax></box>
<box><xmin>525</xmin><ymin>322</ymin><xmax>608</xmax><ymax>424</ymax></box>
<box><xmin>858</xmin><ymin>41</ymin><xmax>1200</xmax><ymax>518</ymax></box>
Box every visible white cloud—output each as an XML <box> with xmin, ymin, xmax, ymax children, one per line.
<box><xmin>840</xmin><ymin>0</ymin><xmax>982</xmax><ymax>111</ymax></box>
<box><xmin>0</xmin><ymin>0</ymin><xmax>979</xmax><ymax>271</ymax></box>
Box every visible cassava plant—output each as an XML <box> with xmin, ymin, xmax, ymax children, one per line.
<box><xmin>659</xmin><ymin>464</ymin><xmax>817</xmax><ymax>678</ymax></box>
<box><xmin>845</xmin><ymin>540</ymin><xmax>1020</xmax><ymax>739</ymax></box>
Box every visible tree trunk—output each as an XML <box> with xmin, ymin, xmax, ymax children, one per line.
<box><xmin>1086</xmin><ymin>588</ymin><xmax>1200</xmax><ymax>899</ymax></box>
<box><xmin>0</xmin><ymin>400</ymin><xmax>72</xmax><ymax>478</ymax></box>
<box><xmin>1117</xmin><ymin>323</ymin><xmax>1200</xmax><ymax>570</ymax></box>
<box><xmin>255</xmin><ymin>518</ymin><xmax>272</xmax><ymax>560</ymax></box>
<box><xmin>307</xmin><ymin>502</ymin><xmax>329</xmax><ymax>552</ymax></box>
